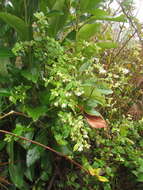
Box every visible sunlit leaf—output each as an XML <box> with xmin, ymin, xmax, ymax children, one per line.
<box><xmin>89</xmin><ymin>168</ymin><xmax>109</xmax><ymax>182</ymax></box>
<box><xmin>97</xmin><ymin>42</ymin><xmax>118</xmax><ymax>49</ymax></box>
<box><xmin>77</xmin><ymin>23</ymin><xmax>101</xmax><ymax>41</ymax></box>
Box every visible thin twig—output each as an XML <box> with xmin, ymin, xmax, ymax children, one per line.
<box><xmin>0</xmin><ymin>129</ymin><xmax>90</xmax><ymax>175</ymax></box>
<box><xmin>0</xmin><ymin>182</ymin><xmax>9</xmax><ymax>190</ymax></box>
<box><xmin>112</xmin><ymin>30</ymin><xmax>136</xmax><ymax>61</ymax></box>
<box><xmin>0</xmin><ymin>110</ymin><xmax>29</xmax><ymax>120</ymax></box>
<box><xmin>117</xmin><ymin>0</ymin><xmax>142</xmax><ymax>43</ymax></box>
<box><xmin>47</xmin><ymin>171</ymin><xmax>57</xmax><ymax>190</ymax></box>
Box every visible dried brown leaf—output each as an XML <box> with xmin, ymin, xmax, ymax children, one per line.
<box><xmin>85</xmin><ymin>114</ymin><xmax>107</xmax><ymax>129</ymax></box>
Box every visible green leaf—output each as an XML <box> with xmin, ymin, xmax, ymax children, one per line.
<box><xmin>20</xmin><ymin>131</ymin><xmax>34</xmax><ymax>149</ymax></box>
<box><xmin>27</xmin><ymin>146</ymin><xmax>41</xmax><ymax>167</ymax></box>
<box><xmin>13</xmin><ymin>123</ymin><xmax>24</xmax><ymax>136</ymax></box>
<box><xmin>26</xmin><ymin>106</ymin><xmax>47</xmax><ymax>121</ymax></box>
<box><xmin>89</xmin><ymin>8</ymin><xmax>108</xmax><ymax>16</ymax></box>
<box><xmin>8</xmin><ymin>142</ymin><xmax>29</xmax><ymax>189</ymax></box>
<box><xmin>48</xmin><ymin>0</ymin><xmax>69</xmax><ymax>37</ymax></box>
<box><xmin>47</xmin><ymin>10</ymin><xmax>64</xmax><ymax>17</ymax></box>
<box><xmin>43</xmin><ymin>0</ymin><xmax>56</xmax><ymax>9</ymax></box>
<box><xmin>0</xmin><ymin>47</ymin><xmax>14</xmax><ymax>58</ymax></box>
<box><xmin>97</xmin><ymin>42</ymin><xmax>118</xmax><ymax>49</ymax></box>
<box><xmin>0</xmin><ymin>141</ymin><xmax>5</xmax><ymax>151</ymax></box>
<box><xmin>26</xmin><ymin>130</ymin><xmax>48</xmax><ymax>167</ymax></box>
<box><xmin>0</xmin><ymin>58</ymin><xmax>10</xmax><ymax>76</ymax></box>
<box><xmin>97</xmin><ymin>88</ymin><xmax>113</xmax><ymax>95</ymax></box>
<box><xmin>0</xmin><ymin>12</ymin><xmax>29</xmax><ymax>40</ymax></box>
<box><xmin>84</xmin><ymin>106</ymin><xmax>101</xmax><ymax>116</ymax></box>
<box><xmin>95</xmin><ymin>81</ymin><xmax>113</xmax><ymax>95</ymax></box>
<box><xmin>85</xmin><ymin>99</ymin><xmax>98</xmax><ymax>108</ymax></box>
<box><xmin>98</xmin><ymin>175</ymin><xmax>109</xmax><ymax>182</ymax></box>
<box><xmin>9</xmin><ymin>165</ymin><xmax>25</xmax><ymax>188</ymax></box>
<box><xmin>120</xmin><ymin>126</ymin><xmax>128</xmax><ymax>137</ymax></box>
<box><xmin>89</xmin><ymin>14</ymin><xmax>127</xmax><ymax>22</ymax></box>
<box><xmin>80</xmin><ymin>0</ymin><xmax>103</xmax><ymax>12</ymax></box>
<box><xmin>0</xmin><ymin>88</ymin><xmax>11</xmax><ymax>97</ymax></box>
<box><xmin>77</xmin><ymin>23</ymin><xmax>101</xmax><ymax>41</ymax></box>
<box><xmin>24</xmin><ymin>166</ymin><xmax>35</xmax><ymax>182</ymax></box>
<box><xmin>89</xmin><ymin>168</ymin><xmax>109</xmax><ymax>182</ymax></box>
<box><xmin>39</xmin><ymin>90</ymin><xmax>50</xmax><ymax>105</ymax></box>
<box><xmin>137</xmin><ymin>173</ymin><xmax>143</xmax><ymax>182</ymax></box>
<box><xmin>54</xmin><ymin>134</ymin><xmax>68</xmax><ymax>145</ymax></box>
<box><xmin>79</xmin><ymin>62</ymin><xmax>92</xmax><ymax>73</ymax></box>
<box><xmin>40</xmin><ymin>171</ymin><xmax>50</xmax><ymax>181</ymax></box>
<box><xmin>83</xmin><ymin>86</ymin><xmax>106</xmax><ymax>105</ymax></box>
<box><xmin>21</xmin><ymin>68</ymin><xmax>39</xmax><ymax>83</ymax></box>
<box><xmin>81</xmin><ymin>78</ymin><xmax>98</xmax><ymax>87</ymax></box>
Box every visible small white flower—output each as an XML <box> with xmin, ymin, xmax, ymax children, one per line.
<box><xmin>99</xmin><ymin>68</ymin><xmax>107</xmax><ymax>74</ymax></box>
<box><xmin>75</xmin><ymin>91</ymin><xmax>83</xmax><ymax>96</ymax></box>
<box><xmin>54</xmin><ymin>102</ymin><xmax>58</xmax><ymax>107</ymax></box>
<box><xmin>61</xmin><ymin>103</ymin><xmax>67</xmax><ymax>108</ymax></box>
<box><xmin>78</xmin><ymin>145</ymin><xmax>83</xmax><ymax>152</ymax></box>
<box><xmin>122</xmin><ymin>68</ymin><xmax>129</xmax><ymax>74</ymax></box>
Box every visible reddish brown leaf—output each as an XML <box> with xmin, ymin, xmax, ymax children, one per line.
<box><xmin>85</xmin><ymin>114</ymin><xmax>107</xmax><ymax>129</ymax></box>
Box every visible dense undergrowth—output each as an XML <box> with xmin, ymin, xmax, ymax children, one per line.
<box><xmin>0</xmin><ymin>0</ymin><xmax>143</xmax><ymax>190</ymax></box>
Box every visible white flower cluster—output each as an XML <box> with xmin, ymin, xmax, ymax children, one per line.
<box><xmin>70</xmin><ymin>117</ymin><xmax>90</xmax><ymax>152</ymax></box>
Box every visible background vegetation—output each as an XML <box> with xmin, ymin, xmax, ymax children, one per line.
<box><xmin>0</xmin><ymin>0</ymin><xmax>143</xmax><ymax>189</ymax></box>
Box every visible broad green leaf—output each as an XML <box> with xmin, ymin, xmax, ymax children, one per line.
<box><xmin>88</xmin><ymin>9</ymin><xmax>126</xmax><ymax>23</ymax></box>
<box><xmin>95</xmin><ymin>81</ymin><xmax>113</xmax><ymax>95</ymax></box>
<box><xmin>0</xmin><ymin>88</ymin><xmax>11</xmax><ymax>97</ymax></box>
<box><xmin>27</xmin><ymin>146</ymin><xmax>41</xmax><ymax>167</ymax></box>
<box><xmin>0</xmin><ymin>12</ymin><xmax>29</xmax><ymax>40</ymax></box>
<box><xmin>97</xmin><ymin>88</ymin><xmax>113</xmax><ymax>95</ymax></box>
<box><xmin>26</xmin><ymin>106</ymin><xmax>47</xmax><ymax>121</ymax></box>
<box><xmin>83</xmin><ymin>86</ymin><xmax>106</xmax><ymax>105</ymax></box>
<box><xmin>82</xmin><ymin>43</ymin><xmax>101</xmax><ymax>57</ymax></box>
<box><xmin>47</xmin><ymin>10</ymin><xmax>64</xmax><ymax>17</ymax></box>
<box><xmin>24</xmin><ymin>166</ymin><xmax>35</xmax><ymax>182</ymax></box>
<box><xmin>8</xmin><ymin>142</ymin><xmax>29</xmax><ymax>189</ymax></box>
<box><xmin>137</xmin><ymin>173</ymin><xmax>143</xmax><ymax>182</ymax></box>
<box><xmin>27</xmin><ymin>130</ymin><xmax>48</xmax><ymax>167</ymax></box>
<box><xmin>13</xmin><ymin>123</ymin><xmax>26</xmax><ymax>135</ymax></box>
<box><xmin>89</xmin><ymin>8</ymin><xmax>108</xmax><ymax>15</ymax></box>
<box><xmin>21</xmin><ymin>68</ymin><xmax>39</xmax><ymax>83</ymax></box>
<box><xmin>97</xmin><ymin>42</ymin><xmax>118</xmax><ymax>49</ymax></box>
<box><xmin>79</xmin><ymin>62</ymin><xmax>92</xmax><ymax>73</ymax></box>
<box><xmin>85</xmin><ymin>99</ymin><xmax>98</xmax><ymax>108</ymax></box>
<box><xmin>84</xmin><ymin>106</ymin><xmax>101</xmax><ymax>116</ymax></box>
<box><xmin>0</xmin><ymin>141</ymin><xmax>5</xmax><ymax>151</ymax></box>
<box><xmin>81</xmin><ymin>78</ymin><xmax>98</xmax><ymax>87</ymax></box>
<box><xmin>0</xmin><ymin>47</ymin><xmax>14</xmax><ymax>58</ymax></box>
<box><xmin>77</xmin><ymin>23</ymin><xmax>101</xmax><ymax>41</ymax></box>
<box><xmin>9</xmin><ymin>165</ymin><xmax>25</xmax><ymax>188</ymax></box>
<box><xmin>44</xmin><ymin>0</ymin><xmax>56</xmax><ymax>9</ymax></box>
<box><xmin>89</xmin><ymin>14</ymin><xmax>127</xmax><ymax>22</ymax></box>
<box><xmin>80</xmin><ymin>0</ymin><xmax>103</xmax><ymax>12</ymax></box>
<box><xmin>48</xmin><ymin>0</ymin><xmax>69</xmax><ymax>37</ymax></box>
